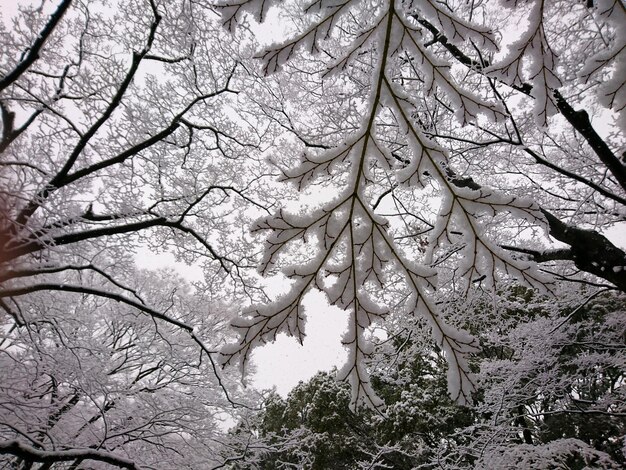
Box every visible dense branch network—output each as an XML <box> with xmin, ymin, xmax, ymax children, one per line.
<box><xmin>1</xmin><ymin>0</ymin><xmax>624</xmax><ymax>464</ymax></box>
<box><xmin>217</xmin><ymin>0</ymin><xmax>626</xmax><ymax>409</ymax></box>
<box><xmin>0</xmin><ymin>0</ymin><xmax>266</xmax><ymax>466</ymax></box>
<box><xmin>0</xmin><ymin>440</ymin><xmax>141</xmax><ymax>470</ymax></box>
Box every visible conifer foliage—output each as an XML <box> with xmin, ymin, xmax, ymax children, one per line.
<box><xmin>234</xmin><ymin>288</ymin><xmax>625</xmax><ymax>469</ymax></box>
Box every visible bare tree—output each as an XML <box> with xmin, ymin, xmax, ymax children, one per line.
<box><xmin>0</xmin><ymin>0</ymin><xmax>269</xmax><ymax>467</ymax></box>
<box><xmin>0</xmin><ymin>269</ymin><xmax>253</xmax><ymax>469</ymax></box>
<box><xmin>2</xmin><ymin>0</ymin><xmax>625</xmax><ymax>465</ymax></box>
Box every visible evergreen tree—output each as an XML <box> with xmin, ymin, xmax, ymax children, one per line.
<box><xmin>241</xmin><ymin>287</ymin><xmax>625</xmax><ymax>469</ymax></box>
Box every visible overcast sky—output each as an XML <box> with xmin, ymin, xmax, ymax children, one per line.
<box><xmin>251</xmin><ymin>289</ymin><xmax>348</xmax><ymax>395</ymax></box>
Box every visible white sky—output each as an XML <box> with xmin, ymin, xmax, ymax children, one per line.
<box><xmin>0</xmin><ymin>0</ymin><xmax>35</xmax><ymax>21</ymax></box>
<box><xmin>250</xmin><ymin>289</ymin><xmax>348</xmax><ymax>395</ymax></box>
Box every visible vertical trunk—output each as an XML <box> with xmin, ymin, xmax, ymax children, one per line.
<box><xmin>515</xmin><ymin>405</ymin><xmax>534</xmax><ymax>445</ymax></box>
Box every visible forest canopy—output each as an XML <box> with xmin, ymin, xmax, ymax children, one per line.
<box><xmin>0</xmin><ymin>0</ymin><xmax>624</xmax><ymax>468</ymax></box>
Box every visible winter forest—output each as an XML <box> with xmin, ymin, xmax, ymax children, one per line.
<box><xmin>1</xmin><ymin>0</ymin><xmax>625</xmax><ymax>468</ymax></box>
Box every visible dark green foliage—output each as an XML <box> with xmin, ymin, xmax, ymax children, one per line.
<box><xmin>253</xmin><ymin>352</ymin><xmax>474</xmax><ymax>469</ymax></box>
<box><xmin>241</xmin><ymin>288</ymin><xmax>625</xmax><ymax>469</ymax></box>
<box><xmin>258</xmin><ymin>376</ymin><xmax>364</xmax><ymax>469</ymax></box>
<box><xmin>257</xmin><ymin>375</ymin><xmax>371</xmax><ymax>469</ymax></box>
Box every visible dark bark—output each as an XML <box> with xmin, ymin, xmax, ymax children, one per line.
<box><xmin>0</xmin><ymin>440</ymin><xmax>141</xmax><ymax>470</ymax></box>
<box><xmin>515</xmin><ymin>405</ymin><xmax>534</xmax><ymax>445</ymax></box>
<box><xmin>552</xmin><ymin>92</ymin><xmax>626</xmax><ymax>192</ymax></box>
<box><xmin>415</xmin><ymin>15</ymin><xmax>626</xmax><ymax>193</ymax></box>
<box><xmin>1</xmin><ymin>211</ymin><xmax>232</xmax><ymax>273</ymax></box>
<box><xmin>0</xmin><ymin>0</ymin><xmax>73</xmax><ymax>93</ymax></box>
<box><xmin>409</xmin><ymin>16</ymin><xmax>626</xmax><ymax>293</ymax></box>
<box><xmin>444</xmin><ymin>169</ymin><xmax>626</xmax><ymax>292</ymax></box>
<box><xmin>0</xmin><ymin>283</ymin><xmax>194</xmax><ymax>332</ymax></box>
<box><xmin>46</xmin><ymin>393</ymin><xmax>79</xmax><ymax>433</ymax></box>
<box><xmin>540</xmin><ymin>209</ymin><xmax>626</xmax><ymax>292</ymax></box>
<box><xmin>14</xmin><ymin>5</ymin><xmax>163</xmax><ymax>228</ymax></box>
<box><xmin>0</xmin><ymin>101</ymin><xmax>42</xmax><ymax>153</ymax></box>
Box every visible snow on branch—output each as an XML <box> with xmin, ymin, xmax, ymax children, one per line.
<box><xmin>256</xmin><ymin>0</ymin><xmax>355</xmax><ymax>74</ymax></box>
<box><xmin>578</xmin><ymin>0</ymin><xmax>626</xmax><ymax>122</ymax></box>
<box><xmin>484</xmin><ymin>0</ymin><xmax>562</xmax><ymax>126</ymax></box>
<box><xmin>0</xmin><ymin>283</ymin><xmax>241</xmax><ymax>407</ymax></box>
<box><xmin>0</xmin><ymin>440</ymin><xmax>141</xmax><ymax>469</ymax></box>
<box><xmin>409</xmin><ymin>0</ymin><xmax>499</xmax><ymax>51</ymax></box>
<box><xmin>392</xmin><ymin>12</ymin><xmax>506</xmax><ymax>125</ymax></box>
<box><xmin>216</xmin><ymin>0</ymin><xmax>278</xmax><ymax>31</ymax></box>
<box><xmin>382</xmin><ymin>77</ymin><xmax>549</xmax><ymax>291</ymax></box>
<box><xmin>221</xmin><ymin>0</ymin><xmax>560</xmax><ymax>409</ymax></box>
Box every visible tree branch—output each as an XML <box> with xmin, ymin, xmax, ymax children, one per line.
<box><xmin>540</xmin><ymin>209</ymin><xmax>626</xmax><ymax>292</ymax></box>
<box><xmin>2</xmin><ymin>214</ymin><xmax>233</xmax><ymax>273</ymax></box>
<box><xmin>0</xmin><ymin>0</ymin><xmax>73</xmax><ymax>93</ymax></box>
<box><xmin>444</xmin><ymin>167</ymin><xmax>626</xmax><ymax>291</ymax></box>
<box><xmin>414</xmin><ymin>15</ymin><xmax>626</xmax><ymax>193</ymax></box>
<box><xmin>14</xmin><ymin>3</ymin><xmax>162</xmax><ymax>227</ymax></box>
<box><xmin>0</xmin><ymin>440</ymin><xmax>141</xmax><ymax>470</ymax></box>
<box><xmin>0</xmin><ymin>283</ymin><xmax>245</xmax><ymax>408</ymax></box>
<box><xmin>500</xmin><ymin>244</ymin><xmax>573</xmax><ymax>262</ymax></box>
